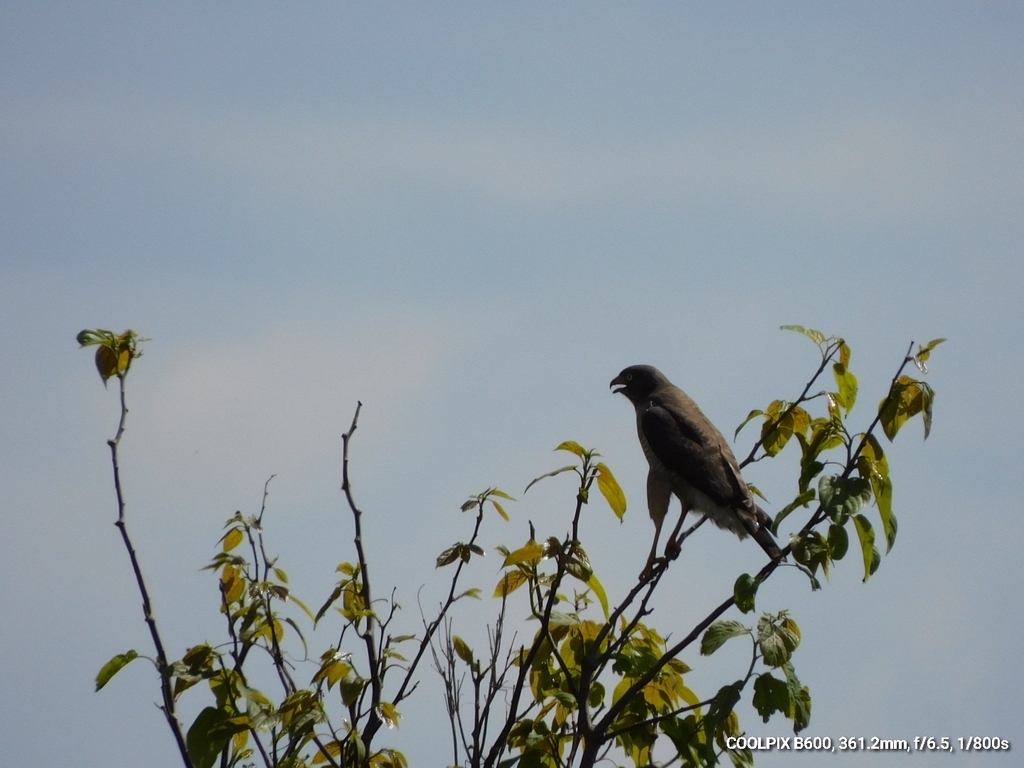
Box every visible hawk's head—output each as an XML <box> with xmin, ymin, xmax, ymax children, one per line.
<box><xmin>610</xmin><ymin>365</ymin><xmax>669</xmax><ymax>405</ymax></box>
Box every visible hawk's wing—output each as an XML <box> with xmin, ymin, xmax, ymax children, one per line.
<box><xmin>639</xmin><ymin>398</ymin><xmax>746</xmax><ymax>510</ymax></box>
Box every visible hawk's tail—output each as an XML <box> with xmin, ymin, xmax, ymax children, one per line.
<box><xmin>751</xmin><ymin>504</ymin><xmax>783</xmax><ymax>560</ymax></box>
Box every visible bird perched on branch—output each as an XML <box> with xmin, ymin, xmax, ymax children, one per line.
<box><xmin>611</xmin><ymin>365</ymin><xmax>782</xmax><ymax>577</ymax></box>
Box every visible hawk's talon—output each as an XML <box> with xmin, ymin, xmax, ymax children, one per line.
<box><xmin>640</xmin><ymin>555</ymin><xmax>667</xmax><ymax>581</ymax></box>
<box><xmin>664</xmin><ymin>536</ymin><xmax>682</xmax><ymax>561</ymax></box>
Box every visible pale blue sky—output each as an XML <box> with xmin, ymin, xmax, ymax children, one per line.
<box><xmin>1</xmin><ymin>3</ymin><xmax>1021</xmax><ymax>766</ymax></box>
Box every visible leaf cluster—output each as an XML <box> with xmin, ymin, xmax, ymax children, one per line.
<box><xmin>83</xmin><ymin>326</ymin><xmax>941</xmax><ymax>768</ymax></box>
<box><xmin>736</xmin><ymin>329</ymin><xmax>944</xmax><ymax>584</ymax></box>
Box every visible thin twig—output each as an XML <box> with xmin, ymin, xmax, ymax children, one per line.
<box><xmin>738</xmin><ymin>338</ymin><xmax>841</xmax><ymax>469</ymax></box>
<box><xmin>338</xmin><ymin>403</ymin><xmax>386</xmax><ymax>746</ymax></box>
<box><xmin>482</xmin><ymin>485</ymin><xmax>590</xmax><ymax>768</ymax></box>
<box><xmin>107</xmin><ymin>374</ymin><xmax>192</xmax><ymax>766</ymax></box>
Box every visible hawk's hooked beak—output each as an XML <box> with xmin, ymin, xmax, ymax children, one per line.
<box><xmin>610</xmin><ymin>373</ymin><xmax>627</xmax><ymax>395</ymax></box>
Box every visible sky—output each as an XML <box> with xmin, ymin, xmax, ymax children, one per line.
<box><xmin>1</xmin><ymin>3</ymin><xmax>1022</xmax><ymax>766</ymax></box>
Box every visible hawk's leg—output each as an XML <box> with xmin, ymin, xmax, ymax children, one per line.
<box><xmin>642</xmin><ymin>471</ymin><xmax>673</xmax><ymax>579</ymax></box>
<box><xmin>664</xmin><ymin>507</ymin><xmax>690</xmax><ymax>561</ymax></box>
<box><xmin>642</xmin><ymin>519</ymin><xmax>664</xmax><ymax>579</ymax></box>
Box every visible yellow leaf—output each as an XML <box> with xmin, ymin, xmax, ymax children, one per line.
<box><xmin>452</xmin><ymin>635</ymin><xmax>474</xmax><ymax>665</ymax></box>
<box><xmin>555</xmin><ymin>440</ymin><xmax>587</xmax><ymax>458</ymax></box>
<box><xmin>594</xmin><ymin>463</ymin><xmax>627</xmax><ymax>520</ymax></box>
<box><xmin>376</xmin><ymin>701</ymin><xmax>401</xmax><ymax>729</ymax></box>
<box><xmin>490</xmin><ymin>499</ymin><xmax>510</xmax><ymax>521</ymax></box>
<box><xmin>502</xmin><ymin>541</ymin><xmax>544</xmax><ymax>567</ymax></box>
<box><xmin>781</xmin><ymin>325</ymin><xmax>827</xmax><ymax>345</ymax></box>
<box><xmin>838</xmin><ymin>340</ymin><xmax>851</xmax><ymax>368</ymax></box>
<box><xmin>679</xmin><ymin>682</ymin><xmax>702</xmax><ymax>710</ymax></box>
<box><xmin>493</xmin><ymin>569</ymin><xmax>528</xmax><ymax>598</ymax></box>
<box><xmin>222</xmin><ymin>527</ymin><xmax>244</xmax><ymax>553</ymax></box>
<box><xmin>327</xmin><ymin>660</ymin><xmax>351</xmax><ymax>688</ymax></box>
<box><xmin>586</xmin><ymin>572</ymin><xmax>610</xmax><ymax>621</ymax></box>
<box><xmin>833</xmin><ymin>364</ymin><xmax>859</xmax><ymax>414</ymax></box>
<box><xmin>312</xmin><ymin>740</ymin><xmax>344</xmax><ymax>765</ymax></box>
<box><xmin>782</xmin><ymin>616</ymin><xmax>802</xmax><ymax>644</ymax></box>
<box><xmin>117</xmin><ymin>346</ymin><xmax>132</xmax><ymax>375</ymax></box>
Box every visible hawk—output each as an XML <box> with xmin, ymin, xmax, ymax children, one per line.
<box><xmin>611</xmin><ymin>365</ymin><xmax>782</xmax><ymax>576</ymax></box>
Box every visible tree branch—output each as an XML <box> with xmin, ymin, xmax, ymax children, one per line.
<box><xmin>107</xmin><ymin>374</ymin><xmax>192</xmax><ymax>767</ymax></box>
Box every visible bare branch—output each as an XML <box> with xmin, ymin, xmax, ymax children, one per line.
<box><xmin>106</xmin><ymin>374</ymin><xmax>192</xmax><ymax>766</ymax></box>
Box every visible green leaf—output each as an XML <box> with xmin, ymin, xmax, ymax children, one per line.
<box><xmin>95</xmin><ymin>344</ymin><xmax>120</xmax><ymax>383</ymax></box>
<box><xmin>436</xmin><ymin>544</ymin><xmax>462</xmax><ymax>568</ymax></box>
<box><xmin>790</xmin><ymin>531</ymin><xmax>831</xmax><ymax>579</ymax></box>
<box><xmin>797</xmin><ymin>420</ymin><xmax>845</xmax><ymax>494</ymax></box>
<box><xmin>734</xmin><ymin>409</ymin><xmax>764</xmax><ymax>440</ymax></box>
<box><xmin>700</xmin><ymin>620</ymin><xmax>749</xmax><ymax>656</ymax></box>
<box><xmin>758</xmin><ymin>614</ymin><xmax>800</xmax><ymax>668</ymax></box>
<box><xmin>853</xmin><ymin>514</ymin><xmax>881</xmax><ymax>582</ymax></box>
<box><xmin>340</xmin><ymin>674</ymin><xmax>368</xmax><ymax>707</ymax></box>
<box><xmin>759</xmin><ymin>403</ymin><xmax>811</xmax><ymax>457</ymax></box>
<box><xmin>524</xmin><ymin>465</ymin><xmax>577</xmax><ymax>493</ymax></box>
<box><xmin>771</xmin><ymin>489</ymin><xmax>815</xmax><ymax>534</ymax></box>
<box><xmin>662</xmin><ymin>716</ymin><xmax>702</xmax><ymax>761</ymax></box>
<box><xmin>594</xmin><ymin>463</ymin><xmax>627</xmax><ymax>520</ymax></box>
<box><xmin>287</xmin><ymin>593</ymin><xmax>316</xmax><ymax>624</ymax></box>
<box><xmin>827</xmin><ymin>523</ymin><xmax>849</xmax><ymax>561</ymax></box>
<box><xmin>704</xmin><ymin>681</ymin><xmax>743</xmax><ymax>741</ymax></box>
<box><xmin>186</xmin><ymin>707</ymin><xmax>246</xmax><ymax>768</ymax></box>
<box><xmin>858</xmin><ymin>435</ymin><xmax>896</xmax><ymax>551</ymax></box>
<box><xmin>77</xmin><ymin>329</ymin><xmax>143</xmax><ymax>385</ymax></box>
<box><xmin>76</xmin><ymin>328</ymin><xmax>110</xmax><ymax>347</ymax></box>
<box><xmin>879</xmin><ymin>376</ymin><xmax>936</xmax><ymax>441</ymax></box>
<box><xmin>921</xmin><ymin>383</ymin><xmax>936</xmax><ymax>440</ymax></box>
<box><xmin>95</xmin><ymin>650</ymin><xmax>139</xmax><ymax>691</ymax></box>
<box><xmin>781</xmin><ymin>325</ymin><xmax>827</xmax><ymax>345</ymax></box>
<box><xmin>758</xmin><ymin>401</ymin><xmax>787</xmax><ymax>456</ymax></box>
<box><xmin>733</xmin><ymin>573</ymin><xmax>759</xmax><ymax>614</ymax></box>
<box><xmin>818</xmin><ymin>475</ymin><xmax>872</xmax><ymax>522</ymax></box>
<box><xmin>782</xmin><ymin>662</ymin><xmax>812</xmax><ymax>733</ymax></box>
<box><xmin>793</xmin><ymin>447</ymin><xmax>821</xmax><ymax>490</ymax></box>
<box><xmin>752</xmin><ymin>673</ymin><xmax>789</xmax><ymax>723</ymax></box>
<box><xmin>315</xmin><ymin>584</ymin><xmax>344</xmax><ymax>624</ymax></box>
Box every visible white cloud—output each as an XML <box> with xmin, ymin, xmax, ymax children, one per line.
<box><xmin>138</xmin><ymin>308</ymin><xmax>454</xmax><ymax>458</ymax></box>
